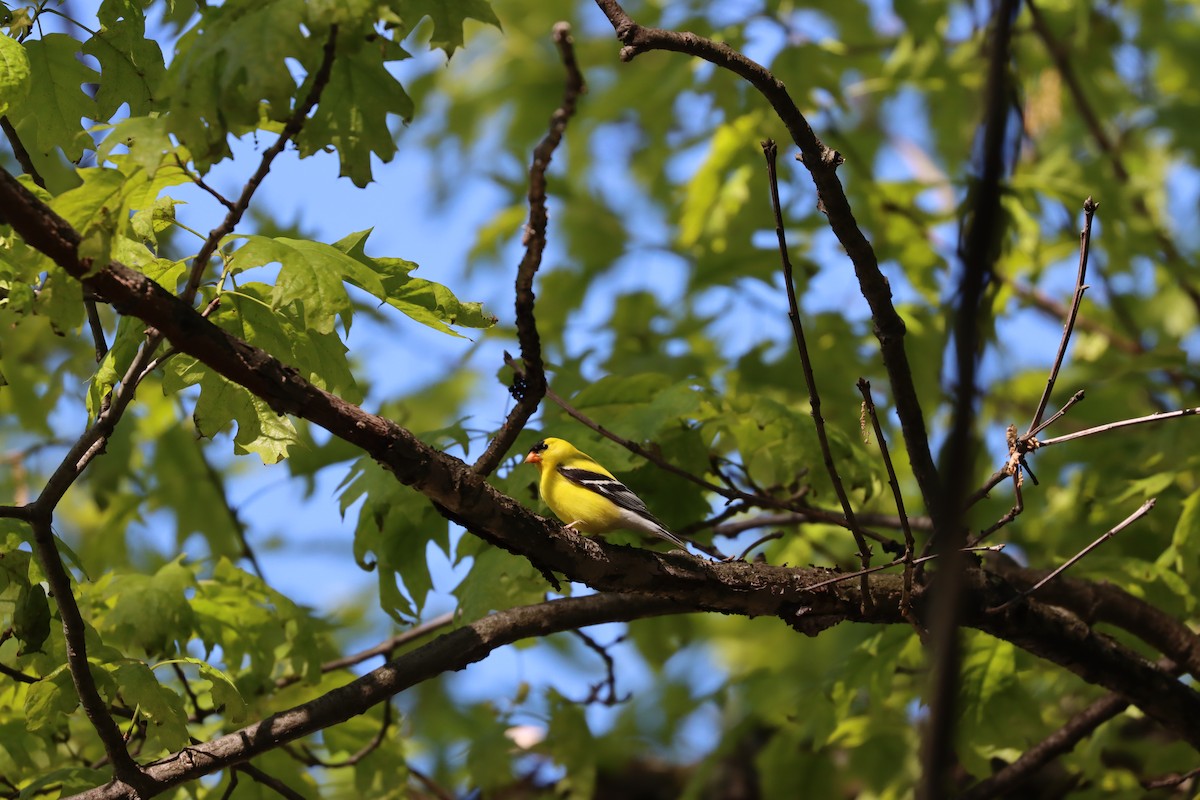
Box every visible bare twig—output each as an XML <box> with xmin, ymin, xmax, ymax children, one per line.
<box><xmin>408</xmin><ymin>764</ymin><xmax>456</xmax><ymax>800</ymax></box>
<box><xmin>803</xmin><ymin>545</ymin><xmax>1006</xmax><ymax>594</ymax></box>
<box><xmin>733</xmin><ymin>532</ymin><xmax>783</xmax><ymax>561</ymax></box>
<box><xmin>592</xmin><ymin>0</ymin><xmax>948</xmax><ymax>544</ymax></box>
<box><xmin>474</xmin><ymin>23</ymin><xmax>584</xmax><ymax>477</ymax></box>
<box><xmin>235</xmin><ymin>763</ymin><xmax>305</xmax><ymax>800</ymax></box>
<box><xmin>298</xmin><ymin>703</ymin><xmax>392</xmax><ymax>767</ymax></box>
<box><xmin>1141</xmin><ymin>765</ymin><xmax>1200</xmax><ymax>791</ymax></box>
<box><xmin>1028</xmin><ymin>389</ymin><xmax>1085</xmax><ymax>439</ymax></box>
<box><xmin>990</xmin><ymin>499</ymin><xmax>1156</xmax><ymax>613</ymax></box>
<box><xmin>0</xmin><ymin>660</ymin><xmax>37</xmax><ymax>683</ymax></box>
<box><xmin>173</xmin><ymin>153</ymin><xmax>235</xmax><ymax>211</ymax></box>
<box><xmin>762</xmin><ymin>138</ymin><xmax>872</xmax><ymax>610</ymax></box>
<box><xmin>0</xmin><ymin>116</ymin><xmax>44</xmax><ymax>189</ymax></box>
<box><xmin>1005</xmin><ymin>279</ymin><xmax>1141</xmax><ymax>355</ymax></box>
<box><xmin>1025</xmin><ymin>198</ymin><xmax>1097</xmax><ymax>436</ymax></box>
<box><xmin>1034</xmin><ymin>407</ymin><xmax>1200</xmax><ymax>448</ymax></box>
<box><xmin>858</xmin><ymin>379</ymin><xmax>915</xmax><ymax>613</ymax></box>
<box><xmin>569</xmin><ymin>628</ymin><xmax>628</xmax><ymax>706</ymax></box>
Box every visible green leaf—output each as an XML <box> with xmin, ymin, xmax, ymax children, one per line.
<box><xmin>333</xmin><ymin>229</ymin><xmax>496</xmax><ymax>336</ymax></box>
<box><xmin>14</xmin><ymin>34</ymin><xmax>98</xmax><ymax>160</ymax></box>
<box><xmin>396</xmin><ymin>0</ymin><xmax>501</xmax><ymax>57</ymax></box>
<box><xmin>162</xmin><ymin>352</ymin><xmax>300</xmax><ymax>463</ymax></box>
<box><xmin>295</xmin><ymin>36</ymin><xmax>414</xmax><ymax>188</ymax></box>
<box><xmin>13</xmin><ymin>582</ymin><xmax>49</xmax><ymax>654</ymax></box>
<box><xmin>452</xmin><ymin>546</ymin><xmax>548</xmax><ymax>623</ymax></box>
<box><xmin>81</xmin><ymin>10</ymin><xmax>166</xmax><ymax>118</ymax></box>
<box><xmin>24</xmin><ymin>665</ymin><xmax>79</xmax><ymax>733</ymax></box>
<box><xmin>102</xmin><ymin>558</ymin><xmax>196</xmax><ymax>656</ymax></box>
<box><xmin>163</xmin><ymin>0</ymin><xmax>317</xmax><ymax>167</ymax></box>
<box><xmin>342</xmin><ymin>457</ymin><xmax>450</xmax><ymax>620</ymax></box>
<box><xmin>959</xmin><ymin>632</ymin><xmax>1016</xmax><ymax>725</ymax></box>
<box><xmin>228</xmin><ymin>234</ymin><xmax>385</xmax><ymax>335</ymax></box>
<box><xmin>112</xmin><ymin>660</ymin><xmax>189</xmax><ymax>750</ymax></box>
<box><xmin>0</xmin><ymin>33</ymin><xmax>30</xmax><ymax>115</ymax></box>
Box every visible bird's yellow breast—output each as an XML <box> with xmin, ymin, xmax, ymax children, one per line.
<box><xmin>540</xmin><ymin>468</ymin><xmax>623</xmax><ymax>534</ymax></box>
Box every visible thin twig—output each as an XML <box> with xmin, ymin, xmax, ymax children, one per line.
<box><xmin>1141</xmin><ymin>765</ymin><xmax>1200</xmax><ymax>791</ymax></box>
<box><xmin>474</xmin><ymin>22</ymin><xmax>584</xmax><ymax>477</ymax></box>
<box><xmin>28</xmin><ymin>518</ymin><xmax>149</xmax><ymax>792</ymax></box>
<box><xmin>733</xmin><ymin>532</ymin><xmax>783</xmax><ymax>561</ymax></box>
<box><xmin>1028</xmin><ymin>389</ymin><xmax>1085</xmax><ymax>439</ymax></box>
<box><xmin>1034</xmin><ymin>407</ymin><xmax>1200</xmax><ymax>448</ymax></box>
<box><xmin>408</xmin><ymin>764</ymin><xmax>456</xmax><ymax>800</ymax></box>
<box><xmin>236</xmin><ymin>763</ymin><xmax>305</xmax><ymax>800</ymax></box>
<box><xmin>1005</xmin><ymin>279</ymin><xmax>1141</xmax><ymax>355</ymax></box>
<box><xmin>0</xmin><ymin>660</ymin><xmax>37</xmax><ymax>683</ymax></box>
<box><xmin>973</xmin><ymin>469</ymin><xmax>1023</xmax><ymax>545</ymax></box>
<box><xmin>0</xmin><ymin>116</ymin><xmax>43</xmax><ymax>189</ymax></box>
<box><xmin>803</xmin><ymin>545</ymin><xmax>1006</xmax><ymax>594</ymax></box>
<box><xmin>298</xmin><ymin>703</ymin><xmax>392</xmax><ymax>767</ymax></box>
<box><xmin>173</xmin><ymin>153</ymin><xmax>235</xmax><ymax>211</ymax></box>
<box><xmin>568</xmin><ymin>628</ymin><xmax>628</xmax><ymax>706</ymax></box>
<box><xmin>858</xmin><ymin>379</ymin><xmax>915</xmax><ymax>614</ymax></box>
<box><xmin>990</xmin><ymin>499</ymin><xmax>1155</xmax><ymax>613</ymax></box>
<box><xmin>763</xmin><ymin>139</ymin><xmax>873</xmax><ymax>612</ymax></box>
<box><xmin>1025</xmin><ymin>197</ymin><xmax>1097</xmax><ymax>436</ymax></box>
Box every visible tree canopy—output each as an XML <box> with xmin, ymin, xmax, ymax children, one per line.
<box><xmin>2</xmin><ymin>0</ymin><xmax>1200</xmax><ymax>797</ymax></box>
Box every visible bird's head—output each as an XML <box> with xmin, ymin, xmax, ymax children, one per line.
<box><xmin>524</xmin><ymin>437</ymin><xmax>565</xmax><ymax>469</ymax></box>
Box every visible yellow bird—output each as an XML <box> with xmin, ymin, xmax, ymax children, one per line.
<box><xmin>524</xmin><ymin>437</ymin><xmax>688</xmax><ymax>550</ymax></box>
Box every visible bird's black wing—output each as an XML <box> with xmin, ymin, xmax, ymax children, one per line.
<box><xmin>557</xmin><ymin>466</ymin><xmax>663</xmax><ymax>523</ymax></box>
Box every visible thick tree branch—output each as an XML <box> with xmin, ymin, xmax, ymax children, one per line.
<box><xmin>474</xmin><ymin>22</ymin><xmax>584</xmax><ymax>476</ymax></box>
<box><xmin>592</xmin><ymin>0</ymin><xmax>947</xmax><ymax>539</ymax></box>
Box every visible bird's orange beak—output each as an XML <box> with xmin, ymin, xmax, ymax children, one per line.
<box><xmin>525</xmin><ymin>451</ymin><xmax>542</xmax><ymax>466</ymax></box>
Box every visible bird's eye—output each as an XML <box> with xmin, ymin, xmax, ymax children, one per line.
<box><xmin>531</xmin><ymin>440</ymin><xmax>548</xmax><ymax>453</ymax></box>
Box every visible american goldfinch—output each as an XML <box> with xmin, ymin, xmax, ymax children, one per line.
<box><xmin>525</xmin><ymin>437</ymin><xmax>688</xmax><ymax>550</ymax></box>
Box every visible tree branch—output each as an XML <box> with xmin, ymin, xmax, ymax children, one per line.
<box><xmin>474</xmin><ymin>22</ymin><xmax>584</xmax><ymax>476</ymax></box>
<box><xmin>1025</xmin><ymin>198</ymin><xmax>1097</xmax><ymax>436</ymax></box>
<box><xmin>922</xmin><ymin>2</ymin><xmax>1018</xmax><ymax>795</ymax></box>
<box><xmin>763</xmin><ymin>138</ymin><xmax>873</xmax><ymax>611</ymax></box>
<box><xmin>27</xmin><ymin>518</ymin><xmax>150</xmax><ymax>794</ymax></box>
